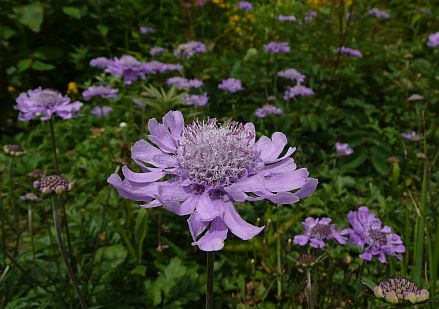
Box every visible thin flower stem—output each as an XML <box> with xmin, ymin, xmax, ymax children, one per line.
<box><xmin>276</xmin><ymin>213</ymin><xmax>282</xmax><ymax>302</ymax></box>
<box><xmin>206</xmin><ymin>251</ymin><xmax>214</xmax><ymax>309</ymax></box>
<box><xmin>8</xmin><ymin>158</ymin><xmax>20</xmax><ymax>257</ymax></box>
<box><xmin>51</xmin><ymin>195</ymin><xmax>88</xmax><ymax>309</ymax></box>
<box><xmin>49</xmin><ymin>117</ymin><xmax>60</xmax><ymax>174</ymax></box>
<box><xmin>354</xmin><ymin>260</ymin><xmax>365</xmax><ymax>305</ymax></box>
<box><xmin>28</xmin><ymin>202</ymin><xmax>37</xmax><ymax>290</ymax></box>
<box><xmin>306</xmin><ymin>269</ymin><xmax>312</xmax><ymax>309</ymax></box>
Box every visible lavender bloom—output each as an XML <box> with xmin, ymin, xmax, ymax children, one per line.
<box><xmin>283</xmin><ymin>85</ymin><xmax>314</xmax><ymax>100</ymax></box>
<box><xmin>255</xmin><ymin>105</ymin><xmax>284</xmax><ymax>118</ymax></box>
<box><xmin>174</xmin><ymin>41</ymin><xmax>207</xmax><ymax>59</ymax></box>
<box><xmin>108</xmin><ymin>111</ymin><xmax>318</xmax><ymax>251</ymax></box>
<box><xmin>427</xmin><ymin>32</ymin><xmax>439</xmax><ymax>48</ymax></box>
<box><xmin>347</xmin><ymin>207</ymin><xmax>405</xmax><ymax>263</ymax></box>
<box><xmin>91</xmin><ymin>106</ymin><xmax>113</xmax><ymax>118</ymax></box>
<box><xmin>144</xmin><ymin>61</ymin><xmax>183</xmax><ymax>74</ymax></box>
<box><xmin>105</xmin><ymin>55</ymin><xmax>147</xmax><ymax>85</ymax></box>
<box><xmin>140</xmin><ymin>26</ymin><xmax>155</xmax><ymax>34</ymax></box>
<box><xmin>337</xmin><ymin>47</ymin><xmax>363</xmax><ymax>58</ymax></box>
<box><xmin>264</xmin><ymin>42</ymin><xmax>290</xmax><ymax>54</ymax></box>
<box><xmin>238</xmin><ymin>1</ymin><xmax>253</xmax><ymax>10</ymax></box>
<box><xmin>90</xmin><ymin>57</ymin><xmax>110</xmax><ymax>69</ymax></box>
<box><xmin>335</xmin><ymin>142</ymin><xmax>354</xmax><ymax>156</ymax></box>
<box><xmin>218</xmin><ymin>78</ymin><xmax>243</xmax><ymax>93</ymax></box>
<box><xmin>368</xmin><ymin>8</ymin><xmax>390</xmax><ymax>20</ymax></box>
<box><xmin>183</xmin><ymin>93</ymin><xmax>209</xmax><ymax>107</ymax></box>
<box><xmin>277</xmin><ymin>69</ymin><xmax>305</xmax><ymax>84</ymax></box>
<box><xmin>401</xmin><ymin>131</ymin><xmax>422</xmax><ymax>142</ymax></box>
<box><xmin>150</xmin><ymin>47</ymin><xmax>165</xmax><ymax>56</ymax></box>
<box><xmin>82</xmin><ymin>86</ymin><xmax>118</xmax><ymax>101</ymax></box>
<box><xmin>293</xmin><ymin>217</ymin><xmax>348</xmax><ymax>248</ymax></box>
<box><xmin>166</xmin><ymin>77</ymin><xmax>203</xmax><ymax>89</ymax></box>
<box><xmin>304</xmin><ymin>11</ymin><xmax>317</xmax><ymax>24</ymax></box>
<box><xmin>15</xmin><ymin>88</ymin><xmax>82</xmax><ymax>121</ymax></box>
<box><xmin>277</xmin><ymin>15</ymin><xmax>296</xmax><ymax>22</ymax></box>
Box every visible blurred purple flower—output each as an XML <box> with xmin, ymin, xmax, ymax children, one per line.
<box><xmin>283</xmin><ymin>85</ymin><xmax>314</xmax><ymax>100</ymax></box>
<box><xmin>105</xmin><ymin>55</ymin><xmax>147</xmax><ymax>85</ymax></box>
<box><xmin>150</xmin><ymin>47</ymin><xmax>165</xmax><ymax>56</ymax></box>
<box><xmin>264</xmin><ymin>42</ymin><xmax>290</xmax><ymax>54</ymax></box>
<box><xmin>140</xmin><ymin>26</ymin><xmax>155</xmax><ymax>34</ymax></box>
<box><xmin>183</xmin><ymin>93</ymin><xmax>209</xmax><ymax>106</ymax></box>
<box><xmin>427</xmin><ymin>32</ymin><xmax>439</xmax><ymax>48</ymax></box>
<box><xmin>174</xmin><ymin>41</ymin><xmax>207</xmax><ymax>58</ymax></box>
<box><xmin>277</xmin><ymin>15</ymin><xmax>296</xmax><ymax>22</ymax></box>
<box><xmin>368</xmin><ymin>8</ymin><xmax>390</xmax><ymax>20</ymax></box>
<box><xmin>15</xmin><ymin>88</ymin><xmax>82</xmax><ymax>121</ymax></box>
<box><xmin>90</xmin><ymin>57</ymin><xmax>110</xmax><ymax>69</ymax></box>
<box><xmin>337</xmin><ymin>47</ymin><xmax>363</xmax><ymax>58</ymax></box>
<box><xmin>255</xmin><ymin>105</ymin><xmax>284</xmax><ymax>118</ymax></box>
<box><xmin>293</xmin><ymin>217</ymin><xmax>348</xmax><ymax>248</ymax></box>
<box><xmin>83</xmin><ymin>86</ymin><xmax>118</xmax><ymax>101</ymax></box>
<box><xmin>218</xmin><ymin>78</ymin><xmax>243</xmax><ymax>93</ymax></box>
<box><xmin>304</xmin><ymin>11</ymin><xmax>317</xmax><ymax>24</ymax></box>
<box><xmin>277</xmin><ymin>68</ymin><xmax>305</xmax><ymax>84</ymax></box>
<box><xmin>238</xmin><ymin>1</ymin><xmax>253</xmax><ymax>10</ymax></box>
<box><xmin>166</xmin><ymin>77</ymin><xmax>203</xmax><ymax>89</ymax></box>
<box><xmin>144</xmin><ymin>61</ymin><xmax>183</xmax><ymax>74</ymax></box>
<box><xmin>347</xmin><ymin>207</ymin><xmax>405</xmax><ymax>263</ymax></box>
<box><xmin>91</xmin><ymin>106</ymin><xmax>113</xmax><ymax>118</ymax></box>
<box><xmin>108</xmin><ymin>111</ymin><xmax>318</xmax><ymax>251</ymax></box>
<box><xmin>402</xmin><ymin>131</ymin><xmax>422</xmax><ymax>142</ymax></box>
<box><xmin>335</xmin><ymin>142</ymin><xmax>354</xmax><ymax>156</ymax></box>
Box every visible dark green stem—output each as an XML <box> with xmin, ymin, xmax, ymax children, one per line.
<box><xmin>354</xmin><ymin>260</ymin><xmax>365</xmax><ymax>304</ymax></box>
<box><xmin>28</xmin><ymin>203</ymin><xmax>37</xmax><ymax>290</ymax></box>
<box><xmin>49</xmin><ymin>117</ymin><xmax>60</xmax><ymax>174</ymax></box>
<box><xmin>206</xmin><ymin>252</ymin><xmax>214</xmax><ymax>309</ymax></box>
<box><xmin>51</xmin><ymin>196</ymin><xmax>88</xmax><ymax>309</ymax></box>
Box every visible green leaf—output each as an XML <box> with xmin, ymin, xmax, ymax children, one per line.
<box><xmin>94</xmin><ymin>244</ymin><xmax>127</xmax><ymax>269</ymax></box>
<box><xmin>32</xmin><ymin>60</ymin><xmax>55</xmax><ymax>71</ymax></box>
<box><xmin>14</xmin><ymin>2</ymin><xmax>44</xmax><ymax>33</ymax></box>
<box><xmin>17</xmin><ymin>59</ymin><xmax>32</xmax><ymax>72</ymax></box>
<box><xmin>131</xmin><ymin>265</ymin><xmax>147</xmax><ymax>276</ymax></box>
<box><xmin>97</xmin><ymin>25</ymin><xmax>109</xmax><ymax>37</ymax></box>
<box><xmin>361</xmin><ymin>277</ymin><xmax>377</xmax><ymax>291</ymax></box>
<box><xmin>134</xmin><ymin>209</ymin><xmax>149</xmax><ymax>261</ymax></box>
<box><xmin>63</xmin><ymin>6</ymin><xmax>82</xmax><ymax>19</ymax></box>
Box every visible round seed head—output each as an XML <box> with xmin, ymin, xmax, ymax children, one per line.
<box><xmin>33</xmin><ymin>175</ymin><xmax>73</xmax><ymax>194</ymax></box>
<box><xmin>296</xmin><ymin>253</ymin><xmax>317</xmax><ymax>268</ymax></box>
<box><xmin>3</xmin><ymin>144</ymin><xmax>25</xmax><ymax>156</ymax></box>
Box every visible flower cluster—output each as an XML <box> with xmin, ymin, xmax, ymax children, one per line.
<box><xmin>264</xmin><ymin>42</ymin><xmax>290</xmax><ymax>54</ymax></box>
<box><xmin>183</xmin><ymin>93</ymin><xmax>209</xmax><ymax>107</ymax></box>
<box><xmin>293</xmin><ymin>217</ymin><xmax>348</xmax><ymax>248</ymax></box>
<box><xmin>401</xmin><ymin>131</ymin><xmax>422</xmax><ymax>142</ymax></box>
<box><xmin>82</xmin><ymin>86</ymin><xmax>118</xmax><ymax>101</ymax></box>
<box><xmin>255</xmin><ymin>105</ymin><xmax>284</xmax><ymax>118</ymax></box>
<box><xmin>238</xmin><ymin>1</ymin><xmax>253</xmax><ymax>11</ymax></box>
<box><xmin>174</xmin><ymin>41</ymin><xmax>206</xmax><ymax>58</ymax></box>
<box><xmin>337</xmin><ymin>47</ymin><xmax>363</xmax><ymax>58</ymax></box>
<box><xmin>368</xmin><ymin>8</ymin><xmax>390</xmax><ymax>20</ymax></box>
<box><xmin>166</xmin><ymin>77</ymin><xmax>203</xmax><ymax>89</ymax></box>
<box><xmin>373</xmin><ymin>276</ymin><xmax>429</xmax><ymax>304</ymax></box>
<box><xmin>105</xmin><ymin>55</ymin><xmax>148</xmax><ymax>85</ymax></box>
<box><xmin>218</xmin><ymin>78</ymin><xmax>243</xmax><ymax>93</ymax></box>
<box><xmin>427</xmin><ymin>32</ymin><xmax>439</xmax><ymax>48</ymax></box>
<box><xmin>34</xmin><ymin>175</ymin><xmax>74</xmax><ymax>194</ymax></box>
<box><xmin>15</xmin><ymin>88</ymin><xmax>82</xmax><ymax>121</ymax></box>
<box><xmin>91</xmin><ymin>106</ymin><xmax>113</xmax><ymax>118</ymax></box>
<box><xmin>90</xmin><ymin>57</ymin><xmax>110</xmax><ymax>69</ymax></box>
<box><xmin>278</xmin><ymin>69</ymin><xmax>305</xmax><ymax>84</ymax></box>
<box><xmin>108</xmin><ymin>111</ymin><xmax>318</xmax><ymax>251</ymax></box>
<box><xmin>143</xmin><ymin>61</ymin><xmax>183</xmax><ymax>74</ymax></box>
<box><xmin>277</xmin><ymin>15</ymin><xmax>296</xmax><ymax>22</ymax></box>
<box><xmin>335</xmin><ymin>142</ymin><xmax>354</xmax><ymax>156</ymax></box>
<box><xmin>347</xmin><ymin>207</ymin><xmax>405</xmax><ymax>263</ymax></box>
<box><xmin>150</xmin><ymin>47</ymin><xmax>165</xmax><ymax>56</ymax></box>
<box><xmin>283</xmin><ymin>85</ymin><xmax>314</xmax><ymax>100</ymax></box>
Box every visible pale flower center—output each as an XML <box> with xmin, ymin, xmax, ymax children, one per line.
<box><xmin>311</xmin><ymin>224</ymin><xmax>331</xmax><ymax>239</ymax></box>
<box><xmin>36</xmin><ymin>90</ymin><xmax>62</xmax><ymax>107</ymax></box>
<box><xmin>368</xmin><ymin>229</ymin><xmax>387</xmax><ymax>246</ymax></box>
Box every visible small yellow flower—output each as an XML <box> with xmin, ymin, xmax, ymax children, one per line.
<box><xmin>67</xmin><ymin>82</ymin><xmax>78</xmax><ymax>95</ymax></box>
<box><xmin>7</xmin><ymin>85</ymin><xmax>16</xmax><ymax>93</ymax></box>
<box><xmin>246</xmin><ymin>14</ymin><xmax>255</xmax><ymax>22</ymax></box>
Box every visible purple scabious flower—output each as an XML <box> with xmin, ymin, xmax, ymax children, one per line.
<box><xmin>91</xmin><ymin>106</ymin><xmax>113</xmax><ymax>118</ymax></box>
<box><xmin>140</xmin><ymin>26</ymin><xmax>155</xmax><ymax>34</ymax></box>
<box><xmin>105</xmin><ymin>55</ymin><xmax>147</xmax><ymax>85</ymax></box>
<box><xmin>150</xmin><ymin>47</ymin><xmax>166</xmax><ymax>56</ymax></box>
<box><xmin>401</xmin><ymin>131</ymin><xmax>422</xmax><ymax>142</ymax></box>
<box><xmin>238</xmin><ymin>1</ymin><xmax>253</xmax><ymax>11</ymax></box>
<box><xmin>368</xmin><ymin>8</ymin><xmax>390</xmax><ymax>20</ymax></box>
<box><xmin>277</xmin><ymin>69</ymin><xmax>305</xmax><ymax>84</ymax></box>
<box><xmin>427</xmin><ymin>32</ymin><xmax>439</xmax><ymax>48</ymax></box>
<box><xmin>277</xmin><ymin>15</ymin><xmax>296</xmax><ymax>22</ymax></box>
<box><xmin>304</xmin><ymin>11</ymin><xmax>317</xmax><ymax>24</ymax></box>
<box><xmin>255</xmin><ymin>105</ymin><xmax>284</xmax><ymax>118</ymax></box>
<box><xmin>108</xmin><ymin>111</ymin><xmax>318</xmax><ymax>251</ymax></box>
<box><xmin>144</xmin><ymin>61</ymin><xmax>183</xmax><ymax>74</ymax></box>
<box><xmin>174</xmin><ymin>41</ymin><xmax>207</xmax><ymax>59</ymax></box>
<box><xmin>15</xmin><ymin>88</ymin><xmax>82</xmax><ymax>121</ymax></box>
<box><xmin>90</xmin><ymin>57</ymin><xmax>110</xmax><ymax>69</ymax></box>
<box><xmin>293</xmin><ymin>217</ymin><xmax>348</xmax><ymax>248</ymax></box>
<box><xmin>218</xmin><ymin>78</ymin><xmax>243</xmax><ymax>93</ymax></box>
<box><xmin>82</xmin><ymin>86</ymin><xmax>118</xmax><ymax>101</ymax></box>
<box><xmin>183</xmin><ymin>93</ymin><xmax>209</xmax><ymax>107</ymax></box>
<box><xmin>166</xmin><ymin>77</ymin><xmax>203</xmax><ymax>89</ymax></box>
<box><xmin>283</xmin><ymin>85</ymin><xmax>314</xmax><ymax>100</ymax></box>
<box><xmin>335</xmin><ymin>142</ymin><xmax>354</xmax><ymax>156</ymax></box>
<box><xmin>347</xmin><ymin>207</ymin><xmax>405</xmax><ymax>263</ymax></box>
<box><xmin>264</xmin><ymin>42</ymin><xmax>290</xmax><ymax>54</ymax></box>
<box><xmin>337</xmin><ymin>47</ymin><xmax>363</xmax><ymax>58</ymax></box>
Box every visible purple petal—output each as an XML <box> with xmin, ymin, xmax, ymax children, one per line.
<box><xmin>187</xmin><ymin>211</ymin><xmax>209</xmax><ymax>240</ymax></box>
<box><xmin>163</xmin><ymin>111</ymin><xmax>184</xmax><ymax>140</ymax></box>
<box><xmin>195</xmin><ymin>193</ymin><xmax>219</xmax><ymax>221</ymax></box>
<box><xmin>192</xmin><ymin>217</ymin><xmax>228</xmax><ymax>251</ymax></box>
<box><xmin>222</xmin><ymin>201</ymin><xmax>264</xmax><ymax>240</ymax></box>
<box><xmin>264</xmin><ymin>168</ymin><xmax>309</xmax><ymax>192</ymax></box>
<box><xmin>122</xmin><ymin>166</ymin><xmax>165</xmax><ymax>182</ymax></box>
<box><xmin>293</xmin><ymin>235</ymin><xmax>309</xmax><ymax>245</ymax></box>
<box><xmin>295</xmin><ymin>178</ymin><xmax>318</xmax><ymax>198</ymax></box>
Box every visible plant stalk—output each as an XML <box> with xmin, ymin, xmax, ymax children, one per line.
<box><xmin>206</xmin><ymin>251</ymin><xmax>214</xmax><ymax>309</ymax></box>
<box><xmin>49</xmin><ymin>117</ymin><xmax>60</xmax><ymax>174</ymax></box>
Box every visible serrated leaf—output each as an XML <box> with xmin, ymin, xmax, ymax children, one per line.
<box><xmin>14</xmin><ymin>2</ymin><xmax>44</xmax><ymax>33</ymax></box>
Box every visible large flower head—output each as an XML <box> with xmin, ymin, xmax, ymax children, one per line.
<box><xmin>108</xmin><ymin>111</ymin><xmax>318</xmax><ymax>251</ymax></box>
<box><xmin>347</xmin><ymin>207</ymin><xmax>405</xmax><ymax>263</ymax></box>
<box><xmin>15</xmin><ymin>88</ymin><xmax>82</xmax><ymax>121</ymax></box>
<box><xmin>293</xmin><ymin>217</ymin><xmax>348</xmax><ymax>248</ymax></box>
